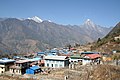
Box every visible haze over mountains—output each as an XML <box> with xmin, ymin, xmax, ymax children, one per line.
<box><xmin>0</xmin><ymin>16</ymin><xmax>112</xmax><ymax>54</ymax></box>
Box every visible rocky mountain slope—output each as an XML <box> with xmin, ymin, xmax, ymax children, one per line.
<box><xmin>92</xmin><ymin>22</ymin><xmax>120</xmax><ymax>52</ymax></box>
<box><xmin>81</xmin><ymin>19</ymin><xmax>111</xmax><ymax>39</ymax></box>
<box><xmin>0</xmin><ymin>17</ymin><xmax>112</xmax><ymax>54</ymax></box>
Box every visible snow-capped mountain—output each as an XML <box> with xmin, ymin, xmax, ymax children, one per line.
<box><xmin>81</xmin><ymin>19</ymin><xmax>112</xmax><ymax>39</ymax></box>
<box><xmin>28</xmin><ymin>16</ymin><xmax>43</xmax><ymax>23</ymax></box>
<box><xmin>83</xmin><ymin>19</ymin><xmax>97</xmax><ymax>30</ymax></box>
<box><xmin>0</xmin><ymin>17</ymin><xmax>112</xmax><ymax>54</ymax></box>
<box><xmin>84</xmin><ymin>19</ymin><xmax>95</xmax><ymax>26</ymax></box>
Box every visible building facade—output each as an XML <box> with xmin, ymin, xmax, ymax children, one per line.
<box><xmin>0</xmin><ymin>58</ymin><xmax>15</xmax><ymax>74</ymax></box>
<box><xmin>45</xmin><ymin>56</ymin><xmax>69</xmax><ymax>68</ymax></box>
<box><xmin>10</xmin><ymin>60</ymin><xmax>30</xmax><ymax>75</ymax></box>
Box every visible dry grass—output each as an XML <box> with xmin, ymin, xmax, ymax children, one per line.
<box><xmin>65</xmin><ymin>64</ymin><xmax>120</xmax><ymax>80</ymax></box>
<box><xmin>91</xmin><ymin>65</ymin><xmax>120</xmax><ymax>80</ymax></box>
<box><xmin>0</xmin><ymin>75</ymin><xmax>34</xmax><ymax>80</ymax></box>
<box><xmin>1</xmin><ymin>65</ymin><xmax>120</xmax><ymax>80</ymax></box>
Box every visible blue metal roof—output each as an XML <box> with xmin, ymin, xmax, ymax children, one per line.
<box><xmin>29</xmin><ymin>58</ymin><xmax>41</xmax><ymax>61</ymax></box>
<box><xmin>81</xmin><ymin>52</ymin><xmax>99</xmax><ymax>54</ymax></box>
<box><xmin>63</xmin><ymin>51</ymin><xmax>69</xmax><ymax>54</ymax></box>
<box><xmin>2</xmin><ymin>58</ymin><xmax>9</xmax><ymax>60</ymax></box>
<box><xmin>0</xmin><ymin>59</ymin><xmax>15</xmax><ymax>64</ymax></box>
<box><xmin>47</xmin><ymin>53</ymin><xmax>57</xmax><ymax>56</ymax></box>
<box><xmin>30</xmin><ymin>66</ymin><xmax>40</xmax><ymax>70</ymax></box>
<box><xmin>37</xmin><ymin>52</ymin><xmax>45</xmax><ymax>54</ymax></box>
<box><xmin>50</xmin><ymin>50</ymin><xmax>58</xmax><ymax>53</ymax></box>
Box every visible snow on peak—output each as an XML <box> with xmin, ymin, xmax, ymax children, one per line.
<box><xmin>87</xmin><ymin>19</ymin><xmax>90</xmax><ymax>22</ymax></box>
<box><xmin>28</xmin><ymin>16</ymin><xmax>43</xmax><ymax>23</ymax></box>
<box><xmin>48</xmin><ymin>20</ymin><xmax>52</xmax><ymax>22</ymax></box>
<box><xmin>84</xmin><ymin>19</ymin><xmax>96</xmax><ymax>28</ymax></box>
<box><xmin>85</xmin><ymin>19</ymin><xmax>93</xmax><ymax>24</ymax></box>
<box><xmin>17</xmin><ymin>18</ymin><xmax>25</xmax><ymax>21</ymax></box>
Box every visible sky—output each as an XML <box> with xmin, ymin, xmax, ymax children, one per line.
<box><xmin>0</xmin><ymin>0</ymin><xmax>120</xmax><ymax>27</ymax></box>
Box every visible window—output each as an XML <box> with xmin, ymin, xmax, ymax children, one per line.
<box><xmin>13</xmin><ymin>69</ymin><xmax>14</xmax><ymax>73</ymax></box>
<box><xmin>78</xmin><ymin>60</ymin><xmax>82</xmax><ymax>62</ymax></box>
<box><xmin>59</xmin><ymin>64</ymin><xmax>63</xmax><ymax>67</ymax></box>
<box><xmin>47</xmin><ymin>64</ymin><xmax>49</xmax><ymax>67</ymax></box>
<box><xmin>59</xmin><ymin>61</ymin><xmax>63</xmax><ymax>63</ymax></box>
<box><xmin>55</xmin><ymin>64</ymin><xmax>58</xmax><ymax>67</ymax></box>
<box><xmin>51</xmin><ymin>64</ymin><xmax>53</xmax><ymax>67</ymax></box>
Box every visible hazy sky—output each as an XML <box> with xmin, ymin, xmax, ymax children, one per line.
<box><xmin>0</xmin><ymin>0</ymin><xmax>120</xmax><ymax>27</ymax></box>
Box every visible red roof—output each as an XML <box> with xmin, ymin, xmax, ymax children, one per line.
<box><xmin>85</xmin><ymin>54</ymin><xmax>101</xmax><ymax>59</ymax></box>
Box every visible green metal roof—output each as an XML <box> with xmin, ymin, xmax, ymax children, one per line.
<box><xmin>70</xmin><ymin>54</ymin><xmax>81</xmax><ymax>59</ymax></box>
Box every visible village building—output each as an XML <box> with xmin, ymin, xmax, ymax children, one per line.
<box><xmin>46</xmin><ymin>50</ymin><xmax>59</xmax><ymax>56</ymax></box>
<box><xmin>69</xmin><ymin>54</ymin><xmax>82</xmax><ymax>63</ymax></box>
<box><xmin>82</xmin><ymin>54</ymin><xmax>101</xmax><ymax>65</ymax></box>
<box><xmin>46</xmin><ymin>49</ymin><xmax>59</xmax><ymax>56</ymax></box>
<box><xmin>26</xmin><ymin>65</ymin><xmax>42</xmax><ymax>74</ymax></box>
<box><xmin>44</xmin><ymin>56</ymin><xmax>69</xmax><ymax>68</ymax></box>
<box><xmin>69</xmin><ymin>54</ymin><xmax>82</xmax><ymax>69</ymax></box>
<box><xmin>70</xmin><ymin>48</ymin><xmax>78</xmax><ymax>54</ymax></box>
<box><xmin>37</xmin><ymin>52</ymin><xmax>45</xmax><ymax>56</ymax></box>
<box><xmin>80</xmin><ymin>52</ymin><xmax>100</xmax><ymax>55</ymax></box>
<box><xmin>0</xmin><ymin>58</ymin><xmax>15</xmax><ymax>74</ymax></box>
<box><xmin>9</xmin><ymin>57</ymin><xmax>43</xmax><ymax>75</ymax></box>
<box><xmin>29</xmin><ymin>57</ymin><xmax>45</xmax><ymax>67</ymax></box>
<box><xmin>114</xmin><ymin>35</ymin><xmax>120</xmax><ymax>40</ymax></box>
<box><xmin>9</xmin><ymin>60</ymin><xmax>30</xmax><ymax>75</ymax></box>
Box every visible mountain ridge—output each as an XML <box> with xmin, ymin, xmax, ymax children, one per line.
<box><xmin>0</xmin><ymin>17</ymin><xmax>112</xmax><ymax>54</ymax></box>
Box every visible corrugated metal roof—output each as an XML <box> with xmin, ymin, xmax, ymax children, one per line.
<box><xmin>0</xmin><ymin>59</ymin><xmax>15</xmax><ymax>63</ymax></box>
<box><xmin>16</xmin><ymin>58</ymin><xmax>41</xmax><ymax>63</ymax></box>
<box><xmin>16</xmin><ymin>60</ymin><xmax>30</xmax><ymax>63</ymax></box>
<box><xmin>85</xmin><ymin>54</ymin><xmax>101</xmax><ymax>59</ymax></box>
<box><xmin>45</xmin><ymin>56</ymin><xmax>68</xmax><ymax>60</ymax></box>
<box><xmin>70</xmin><ymin>54</ymin><xmax>81</xmax><ymax>59</ymax></box>
<box><xmin>30</xmin><ymin>66</ymin><xmax>40</xmax><ymax>70</ymax></box>
<box><xmin>50</xmin><ymin>50</ymin><xmax>58</xmax><ymax>53</ymax></box>
<box><xmin>81</xmin><ymin>52</ymin><xmax>99</xmax><ymax>54</ymax></box>
<box><xmin>29</xmin><ymin>58</ymin><xmax>41</xmax><ymax>62</ymax></box>
<box><xmin>37</xmin><ymin>52</ymin><xmax>45</xmax><ymax>54</ymax></box>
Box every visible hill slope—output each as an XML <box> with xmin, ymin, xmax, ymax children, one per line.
<box><xmin>92</xmin><ymin>22</ymin><xmax>120</xmax><ymax>52</ymax></box>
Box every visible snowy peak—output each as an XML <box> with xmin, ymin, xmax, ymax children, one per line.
<box><xmin>84</xmin><ymin>19</ymin><xmax>95</xmax><ymax>26</ymax></box>
<box><xmin>48</xmin><ymin>20</ymin><xmax>52</xmax><ymax>22</ymax></box>
<box><xmin>84</xmin><ymin>19</ymin><xmax>96</xmax><ymax>29</ymax></box>
<box><xmin>28</xmin><ymin>16</ymin><xmax>43</xmax><ymax>23</ymax></box>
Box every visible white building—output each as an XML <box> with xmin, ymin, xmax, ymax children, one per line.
<box><xmin>0</xmin><ymin>58</ymin><xmax>15</xmax><ymax>74</ymax></box>
<box><xmin>82</xmin><ymin>59</ymin><xmax>92</xmax><ymax>65</ymax></box>
<box><xmin>44</xmin><ymin>56</ymin><xmax>69</xmax><ymax>68</ymax></box>
<box><xmin>114</xmin><ymin>35</ymin><xmax>120</xmax><ymax>40</ymax></box>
